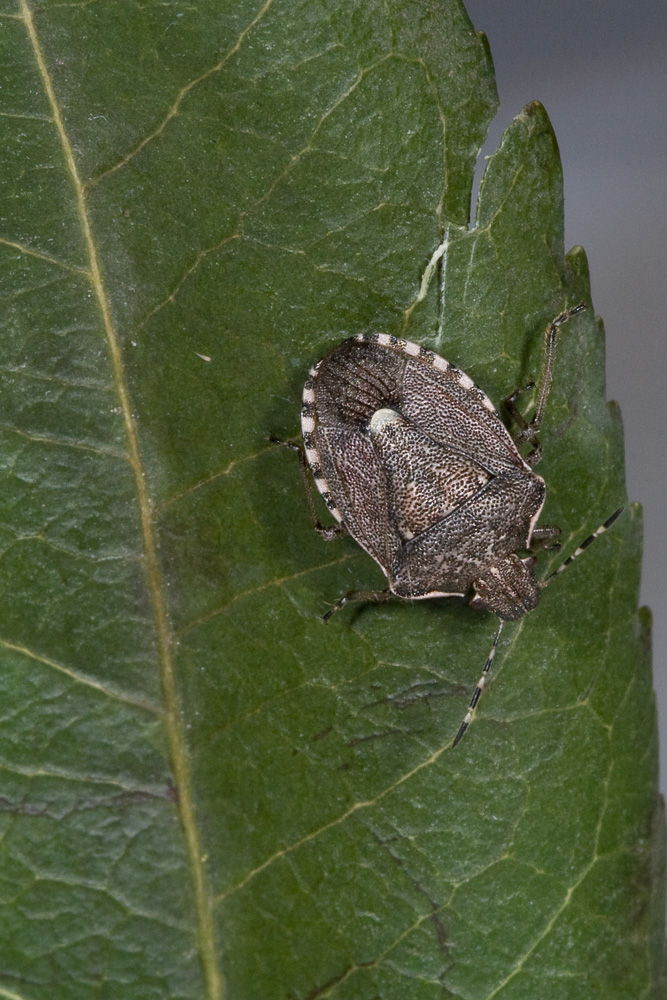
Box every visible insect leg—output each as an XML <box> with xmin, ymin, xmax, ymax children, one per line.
<box><xmin>323</xmin><ymin>588</ymin><xmax>391</xmax><ymax>622</ymax></box>
<box><xmin>270</xmin><ymin>436</ymin><xmax>347</xmax><ymax>540</ymax></box>
<box><xmin>453</xmin><ymin>508</ymin><xmax>624</xmax><ymax>746</ymax></box>
<box><xmin>508</xmin><ymin>302</ymin><xmax>586</xmax><ymax>466</ymax></box>
<box><xmin>529</xmin><ymin>524</ymin><xmax>561</xmax><ymax>552</ymax></box>
<box><xmin>452</xmin><ymin>619</ymin><xmax>504</xmax><ymax>747</ymax></box>
<box><xmin>503</xmin><ymin>381</ymin><xmax>535</xmax><ymax>434</ymax></box>
<box><xmin>541</xmin><ymin>506</ymin><xmax>625</xmax><ymax>589</ymax></box>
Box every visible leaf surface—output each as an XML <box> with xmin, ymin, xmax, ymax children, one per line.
<box><xmin>0</xmin><ymin>1</ymin><xmax>664</xmax><ymax>999</ymax></box>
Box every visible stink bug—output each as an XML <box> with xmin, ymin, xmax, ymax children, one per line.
<box><xmin>286</xmin><ymin>304</ymin><xmax>623</xmax><ymax>745</ymax></box>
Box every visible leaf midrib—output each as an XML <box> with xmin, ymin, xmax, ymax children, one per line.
<box><xmin>19</xmin><ymin>3</ymin><xmax>223</xmax><ymax>996</ymax></box>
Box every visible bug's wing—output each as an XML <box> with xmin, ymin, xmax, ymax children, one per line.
<box><xmin>391</xmin><ymin>473</ymin><xmax>546</xmax><ymax>598</ymax></box>
<box><xmin>368</xmin><ymin>415</ymin><xmax>491</xmax><ymax>540</ymax></box>
<box><xmin>400</xmin><ymin>359</ymin><xmax>527</xmax><ymax>475</ymax></box>
<box><xmin>317</xmin><ymin>425</ymin><xmax>403</xmax><ymax>572</ymax></box>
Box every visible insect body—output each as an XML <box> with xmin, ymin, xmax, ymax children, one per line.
<box><xmin>296</xmin><ymin>305</ymin><xmax>623</xmax><ymax>744</ymax></box>
<box><xmin>302</xmin><ymin>333</ymin><xmax>546</xmax><ymax>621</ymax></box>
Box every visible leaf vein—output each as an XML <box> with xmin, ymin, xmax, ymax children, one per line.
<box><xmin>19</xmin><ymin>4</ymin><xmax>223</xmax><ymax>996</ymax></box>
<box><xmin>0</xmin><ymin>984</ymin><xmax>35</xmax><ymax>1000</ymax></box>
<box><xmin>0</xmin><ymin>235</ymin><xmax>89</xmax><ymax>274</ymax></box>
<box><xmin>0</xmin><ymin>421</ymin><xmax>128</xmax><ymax>460</ymax></box>
<box><xmin>0</xmin><ymin>759</ymin><xmax>172</xmax><ymax>795</ymax></box>
<box><xmin>87</xmin><ymin>0</ymin><xmax>277</xmax><ymax>188</ymax></box>
<box><xmin>0</xmin><ymin>635</ymin><xmax>159</xmax><ymax>713</ymax></box>
<box><xmin>155</xmin><ymin>443</ymin><xmax>275</xmax><ymax>513</ymax></box>
<box><xmin>176</xmin><ymin>553</ymin><xmax>356</xmax><ymax>637</ymax></box>
<box><xmin>135</xmin><ymin>232</ymin><xmax>239</xmax><ymax>331</ymax></box>
<box><xmin>215</xmin><ymin>728</ymin><xmax>457</xmax><ymax>904</ymax></box>
<box><xmin>0</xmin><ymin>364</ymin><xmax>113</xmax><ymax>392</ymax></box>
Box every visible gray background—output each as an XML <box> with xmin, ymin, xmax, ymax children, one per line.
<box><xmin>464</xmin><ymin>1</ymin><xmax>667</xmax><ymax>793</ymax></box>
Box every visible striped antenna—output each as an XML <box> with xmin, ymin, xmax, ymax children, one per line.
<box><xmin>541</xmin><ymin>505</ymin><xmax>625</xmax><ymax>590</ymax></box>
<box><xmin>452</xmin><ymin>505</ymin><xmax>626</xmax><ymax>747</ymax></box>
<box><xmin>452</xmin><ymin>619</ymin><xmax>504</xmax><ymax>747</ymax></box>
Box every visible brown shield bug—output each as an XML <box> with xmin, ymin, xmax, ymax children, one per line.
<box><xmin>286</xmin><ymin>304</ymin><xmax>624</xmax><ymax>745</ymax></box>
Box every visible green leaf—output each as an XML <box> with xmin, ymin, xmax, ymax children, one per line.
<box><xmin>1</xmin><ymin>1</ymin><xmax>664</xmax><ymax>999</ymax></box>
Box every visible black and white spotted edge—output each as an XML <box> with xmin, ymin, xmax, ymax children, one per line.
<box><xmin>300</xmin><ymin>331</ymin><xmax>498</xmax><ymax>526</ymax></box>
